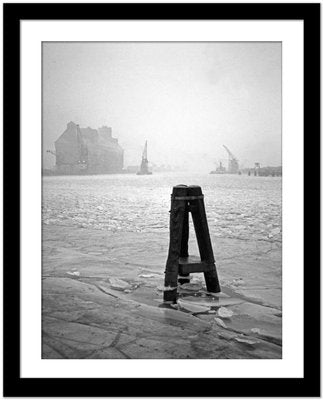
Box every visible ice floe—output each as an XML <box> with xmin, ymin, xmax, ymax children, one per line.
<box><xmin>109</xmin><ymin>278</ymin><xmax>132</xmax><ymax>291</ymax></box>
<box><xmin>138</xmin><ymin>273</ymin><xmax>159</xmax><ymax>278</ymax></box>
<box><xmin>181</xmin><ymin>296</ymin><xmax>244</xmax><ymax>308</ymax></box>
<box><xmin>178</xmin><ymin>299</ymin><xmax>210</xmax><ymax>314</ymax></box>
<box><xmin>217</xmin><ymin>307</ymin><xmax>234</xmax><ymax>319</ymax></box>
<box><xmin>66</xmin><ymin>271</ymin><xmax>80</xmax><ymax>276</ymax></box>
<box><xmin>214</xmin><ymin>317</ymin><xmax>227</xmax><ymax>328</ymax></box>
<box><xmin>235</xmin><ymin>336</ymin><xmax>260</xmax><ymax>345</ymax></box>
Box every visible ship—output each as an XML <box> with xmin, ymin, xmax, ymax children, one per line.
<box><xmin>210</xmin><ymin>161</ymin><xmax>226</xmax><ymax>174</ymax></box>
<box><xmin>136</xmin><ymin>140</ymin><xmax>152</xmax><ymax>175</ymax></box>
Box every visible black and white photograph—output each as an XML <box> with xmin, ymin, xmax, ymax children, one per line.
<box><xmin>42</xmin><ymin>41</ymin><xmax>282</xmax><ymax>360</ymax></box>
<box><xmin>3</xmin><ymin>2</ymin><xmax>320</xmax><ymax>397</ymax></box>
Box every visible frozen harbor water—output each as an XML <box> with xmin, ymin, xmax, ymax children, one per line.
<box><xmin>42</xmin><ymin>172</ymin><xmax>282</xmax><ymax>359</ymax></box>
<box><xmin>43</xmin><ymin>172</ymin><xmax>282</xmax><ymax>242</ymax></box>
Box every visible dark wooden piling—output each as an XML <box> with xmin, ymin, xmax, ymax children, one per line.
<box><xmin>163</xmin><ymin>185</ymin><xmax>188</xmax><ymax>303</ymax></box>
<box><xmin>188</xmin><ymin>185</ymin><xmax>220</xmax><ymax>293</ymax></box>
<box><xmin>178</xmin><ymin>201</ymin><xmax>190</xmax><ymax>285</ymax></box>
<box><xmin>163</xmin><ymin>184</ymin><xmax>221</xmax><ymax>303</ymax></box>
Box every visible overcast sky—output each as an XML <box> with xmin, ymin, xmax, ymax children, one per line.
<box><xmin>43</xmin><ymin>42</ymin><xmax>281</xmax><ymax>171</ymax></box>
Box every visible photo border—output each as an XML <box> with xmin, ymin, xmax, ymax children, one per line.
<box><xmin>3</xmin><ymin>3</ymin><xmax>320</xmax><ymax>397</ymax></box>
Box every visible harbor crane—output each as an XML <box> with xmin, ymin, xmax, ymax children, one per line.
<box><xmin>137</xmin><ymin>140</ymin><xmax>152</xmax><ymax>175</ymax></box>
<box><xmin>223</xmin><ymin>145</ymin><xmax>239</xmax><ymax>174</ymax></box>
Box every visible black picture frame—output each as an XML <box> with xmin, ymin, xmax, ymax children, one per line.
<box><xmin>3</xmin><ymin>3</ymin><xmax>320</xmax><ymax>397</ymax></box>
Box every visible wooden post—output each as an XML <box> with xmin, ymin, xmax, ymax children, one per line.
<box><xmin>163</xmin><ymin>185</ymin><xmax>188</xmax><ymax>303</ymax></box>
<box><xmin>178</xmin><ymin>202</ymin><xmax>190</xmax><ymax>285</ymax></box>
<box><xmin>163</xmin><ymin>184</ymin><xmax>220</xmax><ymax>303</ymax></box>
<box><xmin>188</xmin><ymin>185</ymin><xmax>220</xmax><ymax>293</ymax></box>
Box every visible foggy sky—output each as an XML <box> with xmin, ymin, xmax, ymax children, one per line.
<box><xmin>43</xmin><ymin>42</ymin><xmax>281</xmax><ymax>171</ymax></box>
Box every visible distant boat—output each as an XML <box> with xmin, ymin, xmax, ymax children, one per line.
<box><xmin>210</xmin><ymin>161</ymin><xmax>226</xmax><ymax>174</ymax></box>
<box><xmin>137</xmin><ymin>140</ymin><xmax>152</xmax><ymax>175</ymax></box>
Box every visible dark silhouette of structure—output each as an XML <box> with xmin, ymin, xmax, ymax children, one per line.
<box><xmin>49</xmin><ymin>122</ymin><xmax>124</xmax><ymax>174</ymax></box>
<box><xmin>163</xmin><ymin>185</ymin><xmax>220</xmax><ymax>303</ymax></box>
<box><xmin>223</xmin><ymin>145</ymin><xmax>239</xmax><ymax>174</ymax></box>
<box><xmin>137</xmin><ymin>140</ymin><xmax>152</xmax><ymax>175</ymax></box>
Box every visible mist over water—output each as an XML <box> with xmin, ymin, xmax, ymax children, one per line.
<box><xmin>43</xmin><ymin>42</ymin><xmax>281</xmax><ymax>171</ymax></box>
<box><xmin>43</xmin><ymin>172</ymin><xmax>282</xmax><ymax>243</ymax></box>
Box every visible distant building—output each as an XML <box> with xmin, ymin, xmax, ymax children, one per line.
<box><xmin>53</xmin><ymin>121</ymin><xmax>124</xmax><ymax>174</ymax></box>
<box><xmin>241</xmin><ymin>165</ymin><xmax>282</xmax><ymax>177</ymax></box>
<box><xmin>257</xmin><ymin>166</ymin><xmax>282</xmax><ymax>177</ymax></box>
